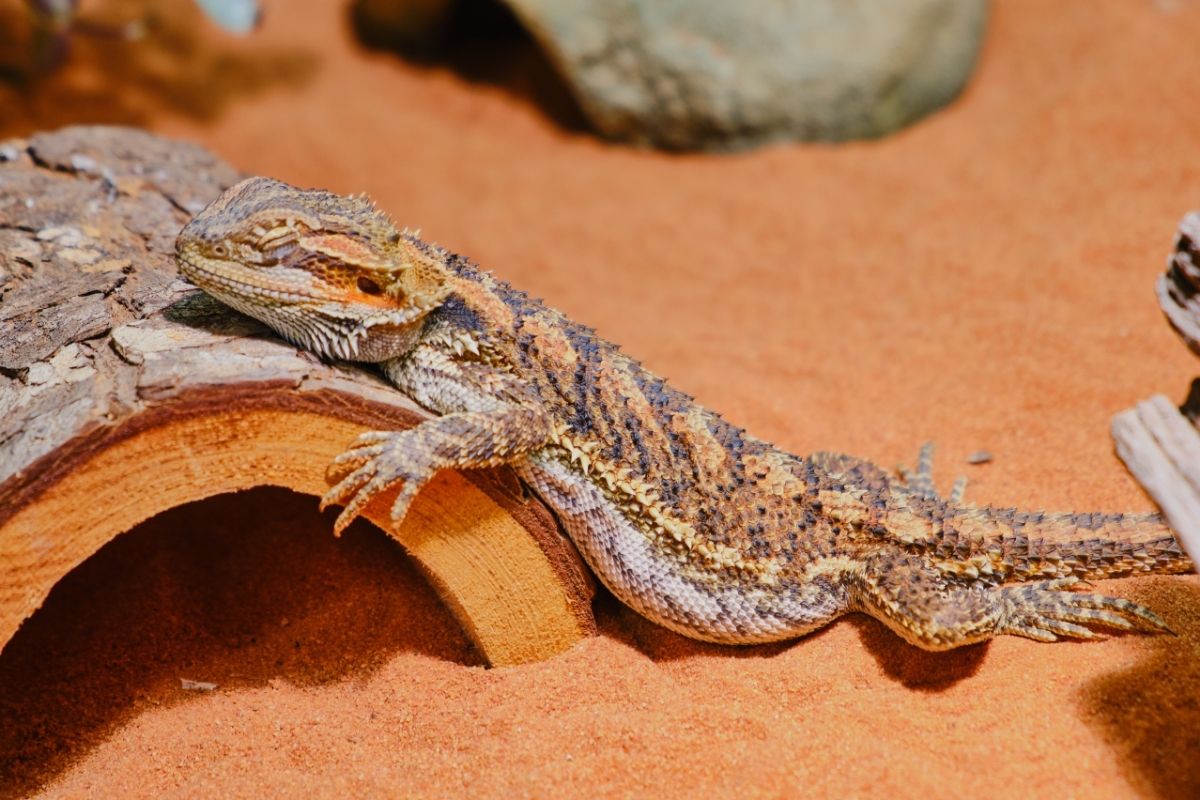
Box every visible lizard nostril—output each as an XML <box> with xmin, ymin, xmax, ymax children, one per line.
<box><xmin>357</xmin><ymin>276</ymin><xmax>383</xmax><ymax>295</ymax></box>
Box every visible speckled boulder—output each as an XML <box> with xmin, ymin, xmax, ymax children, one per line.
<box><xmin>501</xmin><ymin>0</ymin><xmax>988</xmax><ymax>150</ymax></box>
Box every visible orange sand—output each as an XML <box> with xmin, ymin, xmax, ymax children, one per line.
<box><xmin>2</xmin><ymin>0</ymin><xmax>1200</xmax><ymax>797</ymax></box>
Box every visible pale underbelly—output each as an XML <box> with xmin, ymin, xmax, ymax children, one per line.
<box><xmin>518</xmin><ymin>455</ymin><xmax>849</xmax><ymax>644</ymax></box>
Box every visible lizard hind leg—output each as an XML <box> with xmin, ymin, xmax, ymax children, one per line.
<box><xmin>898</xmin><ymin>442</ymin><xmax>968</xmax><ymax>504</ymax></box>
<box><xmin>855</xmin><ymin>553</ymin><xmax>1001</xmax><ymax>650</ymax></box>
<box><xmin>855</xmin><ymin>553</ymin><xmax>1171</xmax><ymax>651</ymax></box>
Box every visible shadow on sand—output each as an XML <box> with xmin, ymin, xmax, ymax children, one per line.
<box><xmin>0</xmin><ymin>487</ymin><xmax>476</xmax><ymax>799</ymax></box>
<box><xmin>348</xmin><ymin>0</ymin><xmax>589</xmax><ymax>136</ymax></box>
<box><xmin>1079</xmin><ymin>578</ymin><xmax>1200</xmax><ymax>800</ymax></box>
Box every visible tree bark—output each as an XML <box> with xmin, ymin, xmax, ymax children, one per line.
<box><xmin>0</xmin><ymin>126</ymin><xmax>594</xmax><ymax>667</ymax></box>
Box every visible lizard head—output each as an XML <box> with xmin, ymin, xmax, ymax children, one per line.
<box><xmin>175</xmin><ymin>176</ymin><xmax>451</xmax><ymax>362</ymax></box>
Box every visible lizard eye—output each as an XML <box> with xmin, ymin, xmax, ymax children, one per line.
<box><xmin>212</xmin><ymin>243</ymin><xmax>230</xmax><ymax>258</ymax></box>
<box><xmin>356</xmin><ymin>276</ymin><xmax>383</xmax><ymax>296</ymax></box>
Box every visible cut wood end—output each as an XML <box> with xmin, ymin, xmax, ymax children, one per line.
<box><xmin>1112</xmin><ymin>395</ymin><xmax>1200</xmax><ymax>564</ymax></box>
<box><xmin>0</xmin><ymin>399</ymin><xmax>596</xmax><ymax>668</ymax></box>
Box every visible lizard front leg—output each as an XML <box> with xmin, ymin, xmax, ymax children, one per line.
<box><xmin>320</xmin><ymin>344</ymin><xmax>551</xmax><ymax>535</ymax></box>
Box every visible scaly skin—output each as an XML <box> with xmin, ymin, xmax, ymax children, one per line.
<box><xmin>175</xmin><ymin>177</ymin><xmax>1193</xmax><ymax>651</ymax></box>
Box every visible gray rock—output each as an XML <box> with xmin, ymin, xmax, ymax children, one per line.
<box><xmin>502</xmin><ymin>0</ymin><xmax>988</xmax><ymax>150</ymax></box>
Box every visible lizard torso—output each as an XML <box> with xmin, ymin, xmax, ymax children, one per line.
<box><xmin>176</xmin><ymin>178</ymin><xmax>1192</xmax><ymax>651</ymax></box>
<box><xmin>417</xmin><ymin>245</ymin><xmax>854</xmax><ymax>642</ymax></box>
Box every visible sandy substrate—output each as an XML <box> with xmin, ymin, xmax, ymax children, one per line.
<box><xmin>2</xmin><ymin>0</ymin><xmax>1200</xmax><ymax>796</ymax></box>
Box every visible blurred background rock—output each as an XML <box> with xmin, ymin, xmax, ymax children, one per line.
<box><xmin>352</xmin><ymin>0</ymin><xmax>988</xmax><ymax>150</ymax></box>
<box><xmin>5</xmin><ymin>0</ymin><xmax>989</xmax><ymax>151</ymax></box>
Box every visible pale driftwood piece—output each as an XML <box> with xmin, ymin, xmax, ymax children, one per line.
<box><xmin>1112</xmin><ymin>211</ymin><xmax>1200</xmax><ymax>563</ymax></box>
<box><xmin>1112</xmin><ymin>396</ymin><xmax>1200</xmax><ymax>562</ymax></box>
<box><xmin>0</xmin><ymin>126</ymin><xmax>594</xmax><ymax>667</ymax></box>
<box><xmin>1158</xmin><ymin>212</ymin><xmax>1200</xmax><ymax>357</ymax></box>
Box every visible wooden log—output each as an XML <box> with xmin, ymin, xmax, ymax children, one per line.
<box><xmin>0</xmin><ymin>126</ymin><xmax>595</xmax><ymax>667</ymax></box>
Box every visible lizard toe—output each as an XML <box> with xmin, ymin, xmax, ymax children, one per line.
<box><xmin>389</xmin><ymin>481</ymin><xmax>424</xmax><ymax>528</ymax></box>
<box><xmin>332</xmin><ymin>505</ymin><xmax>363</xmax><ymax>537</ymax></box>
<box><xmin>328</xmin><ymin>443</ymin><xmax>387</xmax><ymax>477</ymax></box>
<box><xmin>352</xmin><ymin>430</ymin><xmax>399</xmax><ymax>446</ymax></box>
<box><xmin>1033</xmin><ymin>618</ymin><xmax>1104</xmax><ymax>641</ymax></box>
<box><xmin>321</xmin><ymin>462</ymin><xmax>378</xmax><ymax>510</ymax></box>
<box><xmin>896</xmin><ymin>442</ymin><xmax>968</xmax><ymax>503</ymax></box>
<box><xmin>329</xmin><ymin>475</ymin><xmax>395</xmax><ymax>535</ymax></box>
<box><xmin>1006</xmin><ymin>621</ymin><xmax>1060</xmax><ymax>643</ymax></box>
<box><xmin>996</xmin><ymin>579</ymin><xmax>1169</xmax><ymax>641</ymax></box>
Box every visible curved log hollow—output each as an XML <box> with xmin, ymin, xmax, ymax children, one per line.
<box><xmin>0</xmin><ymin>395</ymin><xmax>594</xmax><ymax>667</ymax></box>
<box><xmin>0</xmin><ymin>127</ymin><xmax>594</xmax><ymax>667</ymax></box>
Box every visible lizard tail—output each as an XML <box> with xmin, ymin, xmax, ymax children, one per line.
<box><xmin>952</xmin><ymin>507</ymin><xmax>1193</xmax><ymax>581</ymax></box>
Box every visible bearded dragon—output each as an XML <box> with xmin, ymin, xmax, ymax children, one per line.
<box><xmin>174</xmin><ymin>177</ymin><xmax>1192</xmax><ymax>651</ymax></box>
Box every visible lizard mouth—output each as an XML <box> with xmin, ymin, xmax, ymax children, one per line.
<box><xmin>176</xmin><ymin>249</ymin><xmax>331</xmax><ymax>306</ymax></box>
<box><xmin>175</xmin><ymin>248</ymin><xmax>428</xmax><ymax>361</ymax></box>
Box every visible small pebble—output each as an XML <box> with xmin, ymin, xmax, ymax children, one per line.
<box><xmin>966</xmin><ymin>450</ymin><xmax>993</xmax><ymax>465</ymax></box>
<box><xmin>70</xmin><ymin>153</ymin><xmax>99</xmax><ymax>173</ymax></box>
